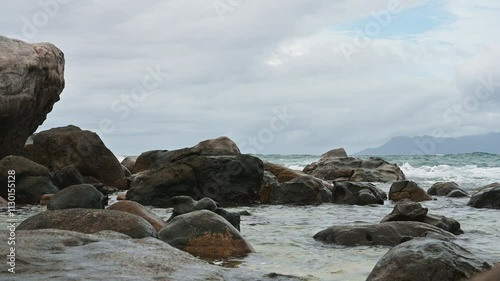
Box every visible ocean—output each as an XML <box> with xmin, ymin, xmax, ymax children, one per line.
<box><xmin>6</xmin><ymin>153</ymin><xmax>500</xmax><ymax>280</ymax></box>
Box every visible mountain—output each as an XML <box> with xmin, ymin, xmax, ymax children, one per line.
<box><xmin>355</xmin><ymin>133</ymin><xmax>500</xmax><ymax>155</ymax></box>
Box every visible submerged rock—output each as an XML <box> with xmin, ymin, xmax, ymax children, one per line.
<box><xmin>366</xmin><ymin>238</ymin><xmax>492</xmax><ymax>281</ymax></box>
<box><xmin>0</xmin><ymin>156</ymin><xmax>58</xmax><ymax>204</ymax></box>
<box><xmin>159</xmin><ymin>210</ymin><xmax>254</xmax><ymax>258</ymax></box>
<box><xmin>17</xmin><ymin>209</ymin><xmax>157</xmax><ymax>238</ymax></box>
<box><xmin>47</xmin><ymin>184</ymin><xmax>106</xmax><ymax>210</ymax></box>
<box><xmin>0</xmin><ymin>229</ymin><xmax>224</xmax><ymax>280</ymax></box>
<box><xmin>332</xmin><ymin>181</ymin><xmax>386</xmax><ymax>205</ymax></box>
<box><xmin>428</xmin><ymin>181</ymin><xmax>468</xmax><ymax>197</ymax></box>
<box><xmin>313</xmin><ymin>221</ymin><xmax>454</xmax><ymax>246</ymax></box>
<box><xmin>303</xmin><ymin>157</ymin><xmax>405</xmax><ymax>183</ymax></box>
<box><xmin>0</xmin><ymin>36</ymin><xmax>65</xmax><ymax>159</ymax></box>
<box><xmin>107</xmin><ymin>200</ymin><xmax>167</xmax><ymax>232</ymax></box>
<box><xmin>389</xmin><ymin>180</ymin><xmax>432</xmax><ymax>202</ymax></box>
<box><xmin>468</xmin><ymin>183</ymin><xmax>500</xmax><ymax>209</ymax></box>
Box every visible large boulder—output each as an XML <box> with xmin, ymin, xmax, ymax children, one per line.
<box><xmin>158</xmin><ymin>210</ymin><xmax>254</xmax><ymax>258</ymax></box>
<box><xmin>332</xmin><ymin>181</ymin><xmax>386</xmax><ymax>205</ymax></box>
<box><xmin>267</xmin><ymin>176</ymin><xmax>333</xmax><ymax>205</ymax></box>
<box><xmin>320</xmin><ymin>148</ymin><xmax>348</xmax><ymax>159</ymax></box>
<box><xmin>127</xmin><ymin>154</ymin><xmax>263</xmax><ymax>207</ymax></box>
<box><xmin>467</xmin><ymin>183</ymin><xmax>500</xmax><ymax>209</ymax></box>
<box><xmin>0</xmin><ymin>229</ymin><xmax>224</xmax><ymax>280</ymax></box>
<box><xmin>389</xmin><ymin>180</ymin><xmax>432</xmax><ymax>202</ymax></box>
<box><xmin>313</xmin><ymin>221</ymin><xmax>454</xmax><ymax>246</ymax></box>
<box><xmin>17</xmin><ymin>209</ymin><xmax>157</xmax><ymax>238</ymax></box>
<box><xmin>20</xmin><ymin>125</ymin><xmax>127</xmax><ymax>190</ymax></box>
<box><xmin>263</xmin><ymin>161</ymin><xmax>305</xmax><ymax>183</ymax></box>
<box><xmin>303</xmin><ymin>157</ymin><xmax>405</xmax><ymax>183</ymax></box>
<box><xmin>366</xmin><ymin>238</ymin><xmax>492</xmax><ymax>281</ymax></box>
<box><xmin>107</xmin><ymin>200</ymin><xmax>167</xmax><ymax>232</ymax></box>
<box><xmin>381</xmin><ymin>199</ymin><xmax>463</xmax><ymax>235</ymax></box>
<box><xmin>428</xmin><ymin>181</ymin><xmax>468</xmax><ymax>197</ymax></box>
<box><xmin>121</xmin><ymin>156</ymin><xmax>138</xmax><ymax>174</ymax></box>
<box><xmin>47</xmin><ymin>184</ymin><xmax>106</xmax><ymax>210</ymax></box>
<box><xmin>0</xmin><ymin>155</ymin><xmax>58</xmax><ymax>204</ymax></box>
<box><xmin>0</xmin><ymin>36</ymin><xmax>65</xmax><ymax>159</ymax></box>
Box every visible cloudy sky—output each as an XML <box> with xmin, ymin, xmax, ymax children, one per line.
<box><xmin>1</xmin><ymin>0</ymin><xmax>499</xmax><ymax>155</ymax></box>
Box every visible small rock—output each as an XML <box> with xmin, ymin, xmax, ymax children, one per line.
<box><xmin>117</xmin><ymin>191</ymin><xmax>127</xmax><ymax>200</ymax></box>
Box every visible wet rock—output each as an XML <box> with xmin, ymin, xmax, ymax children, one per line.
<box><xmin>0</xmin><ymin>36</ymin><xmax>65</xmax><ymax>159</ymax></box>
<box><xmin>0</xmin><ymin>156</ymin><xmax>58</xmax><ymax>204</ymax></box>
<box><xmin>332</xmin><ymin>181</ymin><xmax>386</xmax><ymax>205</ymax></box>
<box><xmin>121</xmin><ymin>155</ymin><xmax>138</xmax><ymax>174</ymax></box>
<box><xmin>320</xmin><ymin>148</ymin><xmax>348</xmax><ymax>159</ymax></box>
<box><xmin>127</xmin><ymin>154</ymin><xmax>263</xmax><ymax>207</ymax></box>
<box><xmin>17</xmin><ymin>209</ymin><xmax>157</xmax><ymax>238</ymax></box>
<box><xmin>381</xmin><ymin>199</ymin><xmax>463</xmax><ymax>235</ymax></box>
<box><xmin>467</xmin><ymin>183</ymin><xmax>500</xmax><ymax>209</ymax></box>
<box><xmin>192</xmin><ymin>136</ymin><xmax>241</xmax><ymax>155</ymax></box>
<box><xmin>313</xmin><ymin>221</ymin><xmax>454</xmax><ymax>246</ymax></box>
<box><xmin>389</xmin><ymin>180</ymin><xmax>432</xmax><ymax>202</ymax></box>
<box><xmin>39</xmin><ymin>194</ymin><xmax>54</xmax><ymax>206</ymax></box>
<box><xmin>47</xmin><ymin>184</ymin><xmax>106</xmax><ymax>210</ymax></box>
<box><xmin>428</xmin><ymin>181</ymin><xmax>468</xmax><ymax>197</ymax></box>
<box><xmin>159</xmin><ymin>210</ymin><xmax>254</xmax><ymax>258</ymax></box>
<box><xmin>471</xmin><ymin>264</ymin><xmax>500</xmax><ymax>281</ymax></box>
<box><xmin>52</xmin><ymin>165</ymin><xmax>86</xmax><ymax>189</ymax></box>
<box><xmin>264</xmin><ymin>161</ymin><xmax>305</xmax><ymax>183</ymax></box>
<box><xmin>214</xmin><ymin>208</ymin><xmax>241</xmax><ymax>231</ymax></box>
<box><xmin>260</xmin><ymin>171</ymin><xmax>280</xmax><ymax>204</ymax></box>
<box><xmin>366</xmin><ymin>238</ymin><xmax>492</xmax><ymax>281</ymax></box>
<box><xmin>107</xmin><ymin>200</ymin><xmax>167</xmax><ymax>232</ymax></box>
<box><xmin>303</xmin><ymin>157</ymin><xmax>405</xmax><ymax>183</ymax></box>
<box><xmin>20</xmin><ymin>125</ymin><xmax>128</xmax><ymax>190</ymax></box>
<box><xmin>269</xmin><ymin>176</ymin><xmax>332</xmax><ymax>205</ymax></box>
<box><xmin>0</xmin><ymin>229</ymin><xmax>224</xmax><ymax>280</ymax></box>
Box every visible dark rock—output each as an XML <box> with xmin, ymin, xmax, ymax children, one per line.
<box><xmin>17</xmin><ymin>209</ymin><xmax>157</xmax><ymax>238</ymax></box>
<box><xmin>389</xmin><ymin>180</ymin><xmax>432</xmax><ymax>202</ymax></box>
<box><xmin>167</xmin><ymin>196</ymin><xmax>218</xmax><ymax>220</ymax></box>
<box><xmin>192</xmin><ymin>136</ymin><xmax>241</xmax><ymax>155</ymax></box>
<box><xmin>428</xmin><ymin>181</ymin><xmax>468</xmax><ymax>197</ymax></box>
<box><xmin>52</xmin><ymin>165</ymin><xmax>86</xmax><ymax>189</ymax></box>
<box><xmin>0</xmin><ymin>156</ymin><xmax>58</xmax><ymax>204</ymax></box>
<box><xmin>121</xmin><ymin>164</ymin><xmax>132</xmax><ymax>177</ymax></box>
<box><xmin>39</xmin><ymin>194</ymin><xmax>53</xmax><ymax>206</ymax></box>
<box><xmin>214</xmin><ymin>208</ymin><xmax>241</xmax><ymax>231</ymax></box>
<box><xmin>107</xmin><ymin>200</ymin><xmax>167</xmax><ymax>232</ymax></box>
<box><xmin>260</xmin><ymin>171</ymin><xmax>280</xmax><ymax>204</ymax></box>
<box><xmin>20</xmin><ymin>125</ymin><xmax>127</xmax><ymax>190</ymax></box>
<box><xmin>0</xmin><ymin>229</ymin><xmax>224</xmax><ymax>280</ymax></box>
<box><xmin>264</xmin><ymin>161</ymin><xmax>305</xmax><ymax>183</ymax></box>
<box><xmin>313</xmin><ymin>221</ymin><xmax>455</xmax><ymax>246</ymax></box>
<box><xmin>0</xmin><ymin>36</ymin><xmax>65</xmax><ymax>159</ymax></box>
<box><xmin>303</xmin><ymin>157</ymin><xmax>405</xmax><ymax>183</ymax></box>
<box><xmin>121</xmin><ymin>155</ymin><xmax>138</xmax><ymax>174</ymax></box>
<box><xmin>320</xmin><ymin>148</ymin><xmax>348</xmax><ymax>159</ymax></box>
<box><xmin>381</xmin><ymin>199</ymin><xmax>463</xmax><ymax>235</ymax></box>
<box><xmin>366</xmin><ymin>238</ymin><xmax>492</xmax><ymax>281</ymax></box>
<box><xmin>127</xmin><ymin>154</ymin><xmax>263</xmax><ymax>207</ymax></box>
<box><xmin>47</xmin><ymin>184</ymin><xmax>106</xmax><ymax>210</ymax></box>
<box><xmin>468</xmin><ymin>183</ymin><xmax>500</xmax><ymax>209</ymax></box>
<box><xmin>158</xmin><ymin>210</ymin><xmax>254</xmax><ymax>258</ymax></box>
<box><xmin>269</xmin><ymin>176</ymin><xmax>332</xmax><ymax>205</ymax></box>
<box><xmin>332</xmin><ymin>181</ymin><xmax>386</xmax><ymax>205</ymax></box>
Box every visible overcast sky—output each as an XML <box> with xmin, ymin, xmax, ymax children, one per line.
<box><xmin>1</xmin><ymin>0</ymin><xmax>499</xmax><ymax>155</ymax></box>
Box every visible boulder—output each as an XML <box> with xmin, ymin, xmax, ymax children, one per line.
<box><xmin>268</xmin><ymin>176</ymin><xmax>332</xmax><ymax>205</ymax></box>
<box><xmin>313</xmin><ymin>221</ymin><xmax>454</xmax><ymax>246</ymax></box>
<box><xmin>17</xmin><ymin>209</ymin><xmax>157</xmax><ymax>238</ymax></box>
<box><xmin>260</xmin><ymin>171</ymin><xmax>280</xmax><ymax>204</ymax></box>
<box><xmin>47</xmin><ymin>184</ymin><xmax>106</xmax><ymax>210</ymax></box>
<box><xmin>264</xmin><ymin>161</ymin><xmax>305</xmax><ymax>183</ymax></box>
<box><xmin>158</xmin><ymin>210</ymin><xmax>254</xmax><ymax>258</ymax></box>
<box><xmin>0</xmin><ymin>36</ymin><xmax>65</xmax><ymax>159</ymax></box>
<box><xmin>389</xmin><ymin>180</ymin><xmax>432</xmax><ymax>202</ymax></box>
<box><xmin>214</xmin><ymin>208</ymin><xmax>241</xmax><ymax>232</ymax></box>
<box><xmin>428</xmin><ymin>181</ymin><xmax>468</xmax><ymax>197</ymax></box>
<box><xmin>39</xmin><ymin>194</ymin><xmax>54</xmax><ymax>206</ymax></box>
<box><xmin>107</xmin><ymin>200</ymin><xmax>167</xmax><ymax>232</ymax></box>
<box><xmin>467</xmin><ymin>183</ymin><xmax>500</xmax><ymax>209</ymax></box>
<box><xmin>320</xmin><ymin>148</ymin><xmax>348</xmax><ymax>159</ymax></box>
<box><xmin>0</xmin><ymin>156</ymin><xmax>58</xmax><ymax>204</ymax></box>
<box><xmin>127</xmin><ymin>154</ymin><xmax>263</xmax><ymax>207</ymax></box>
<box><xmin>21</xmin><ymin>126</ymin><xmax>127</xmax><ymax>190</ymax></box>
<box><xmin>381</xmin><ymin>199</ymin><xmax>463</xmax><ymax>235</ymax></box>
<box><xmin>52</xmin><ymin>165</ymin><xmax>86</xmax><ymax>189</ymax></box>
<box><xmin>0</xmin><ymin>229</ymin><xmax>224</xmax><ymax>280</ymax></box>
<box><xmin>471</xmin><ymin>264</ymin><xmax>500</xmax><ymax>281</ymax></box>
<box><xmin>121</xmin><ymin>155</ymin><xmax>138</xmax><ymax>174</ymax></box>
<box><xmin>366</xmin><ymin>238</ymin><xmax>492</xmax><ymax>281</ymax></box>
<box><xmin>303</xmin><ymin>157</ymin><xmax>405</xmax><ymax>183</ymax></box>
<box><xmin>192</xmin><ymin>136</ymin><xmax>241</xmax><ymax>155</ymax></box>
<box><xmin>332</xmin><ymin>181</ymin><xmax>386</xmax><ymax>205</ymax></box>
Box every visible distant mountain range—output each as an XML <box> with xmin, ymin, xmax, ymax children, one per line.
<box><xmin>355</xmin><ymin>133</ymin><xmax>500</xmax><ymax>155</ymax></box>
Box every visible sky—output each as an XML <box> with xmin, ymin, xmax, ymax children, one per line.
<box><xmin>1</xmin><ymin>0</ymin><xmax>499</xmax><ymax>155</ymax></box>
